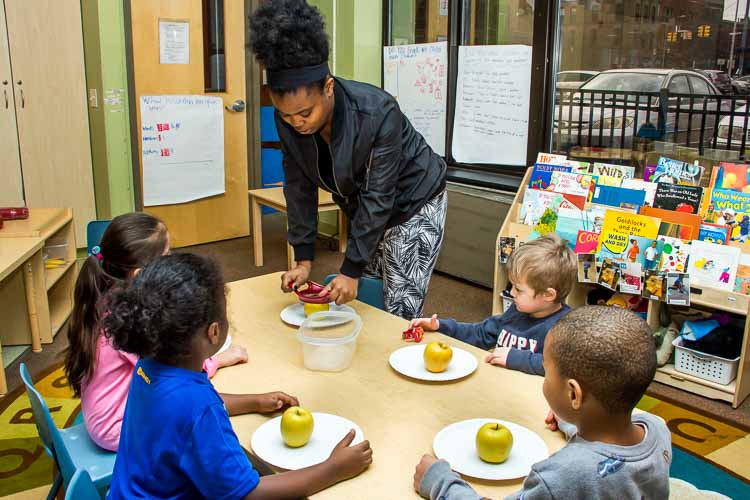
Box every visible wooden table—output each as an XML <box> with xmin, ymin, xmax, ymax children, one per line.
<box><xmin>249</xmin><ymin>188</ymin><xmax>347</xmax><ymax>270</ymax></box>
<box><xmin>0</xmin><ymin>237</ymin><xmax>46</xmax><ymax>395</ymax></box>
<box><xmin>213</xmin><ymin>272</ymin><xmax>566</xmax><ymax>499</ymax></box>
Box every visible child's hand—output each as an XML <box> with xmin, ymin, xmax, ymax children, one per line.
<box><xmin>413</xmin><ymin>454</ymin><xmax>438</xmax><ymax>493</ymax></box>
<box><xmin>215</xmin><ymin>344</ymin><xmax>249</xmax><ymax>368</ymax></box>
<box><xmin>408</xmin><ymin>314</ymin><xmax>440</xmax><ymax>332</ymax></box>
<box><xmin>545</xmin><ymin>409</ymin><xmax>559</xmax><ymax>431</ymax></box>
<box><xmin>327</xmin><ymin>429</ymin><xmax>373</xmax><ymax>481</ymax></box>
<box><xmin>253</xmin><ymin>392</ymin><xmax>299</xmax><ymax>414</ymax></box>
<box><xmin>484</xmin><ymin>346</ymin><xmax>511</xmax><ymax>367</ymax></box>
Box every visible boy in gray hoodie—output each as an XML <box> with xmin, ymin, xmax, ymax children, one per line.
<box><xmin>413</xmin><ymin>306</ymin><xmax>671</xmax><ymax>500</ymax></box>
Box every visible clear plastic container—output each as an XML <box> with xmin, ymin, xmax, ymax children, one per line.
<box><xmin>297</xmin><ymin>311</ymin><xmax>361</xmax><ymax>372</ymax></box>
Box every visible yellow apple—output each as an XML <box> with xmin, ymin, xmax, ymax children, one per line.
<box><xmin>476</xmin><ymin>422</ymin><xmax>513</xmax><ymax>463</ymax></box>
<box><xmin>423</xmin><ymin>341</ymin><xmax>453</xmax><ymax>373</ymax></box>
<box><xmin>280</xmin><ymin>406</ymin><xmax>314</xmax><ymax>447</ymax></box>
<box><xmin>304</xmin><ymin>302</ymin><xmax>330</xmax><ymax>317</ymax></box>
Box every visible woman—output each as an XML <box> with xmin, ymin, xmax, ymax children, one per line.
<box><xmin>249</xmin><ymin>0</ymin><xmax>447</xmax><ymax>319</ymax></box>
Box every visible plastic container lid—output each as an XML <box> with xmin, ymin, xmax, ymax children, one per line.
<box><xmin>297</xmin><ymin>310</ymin><xmax>361</xmax><ymax>344</ymax></box>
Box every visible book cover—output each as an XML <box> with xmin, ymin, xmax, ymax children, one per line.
<box><xmin>622</xmin><ymin>178</ymin><xmax>658</xmax><ymax>206</ymax></box>
<box><xmin>734</xmin><ymin>253</ymin><xmax>750</xmax><ymax>295</ymax></box>
<box><xmin>641</xmin><ymin>206</ymin><xmax>702</xmax><ymax>240</ymax></box>
<box><xmin>709</xmin><ymin>188</ymin><xmax>750</xmax><ymax>240</ymax></box>
<box><xmin>518</xmin><ymin>189</ymin><xmax>582</xmax><ymax>227</ymax></box>
<box><xmin>591</xmin><ymin>185</ymin><xmax>647</xmax><ymax>210</ymax></box>
<box><xmin>652</xmin><ymin>157</ymin><xmax>704</xmax><ymax>186</ymax></box>
<box><xmin>688</xmin><ymin>240</ymin><xmax>741</xmax><ymax>292</ymax></box>
<box><xmin>536</xmin><ymin>152</ymin><xmax>568</xmax><ymax>165</ymax></box>
<box><xmin>596</xmin><ymin>210</ymin><xmax>661</xmax><ymax>256</ymax></box>
<box><xmin>591</xmin><ymin>162</ymin><xmax>635</xmax><ymax>187</ymax></box>
<box><xmin>653</xmin><ymin>183</ymin><xmax>703</xmax><ymax>213</ymax></box>
<box><xmin>528</xmin><ymin>163</ymin><xmax>573</xmax><ymax>190</ymax></box>
<box><xmin>657</xmin><ymin>236</ymin><xmax>691</xmax><ymax>273</ymax></box>
<box><xmin>577</xmin><ymin>254</ymin><xmax>596</xmax><ymax>283</ymax></box>
<box><xmin>714</xmin><ymin>162</ymin><xmax>750</xmax><ymax>191</ymax></box>
<box><xmin>560</xmin><ymin>160</ymin><xmax>591</xmax><ymax>173</ymax></box>
<box><xmin>529</xmin><ymin>170</ymin><xmax>595</xmax><ymax>209</ymax></box>
<box><xmin>598</xmin><ymin>235</ymin><xmax>662</xmax><ymax>268</ymax></box>
<box><xmin>553</xmin><ymin>215</ymin><xmax>585</xmax><ymax>250</ymax></box>
<box><xmin>644</xmin><ymin>164</ymin><xmax>657</xmax><ymax>181</ymax></box>
<box><xmin>498</xmin><ymin>237</ymin><xmax>516</xmax><ymax>264</ymax></box>
<box><xmin>666</xmin><ymin>273</ymin><xmax>690</xmax><ymax>306</ymax></box>
<box><xmin>698</xmin><ymin>223</ymin><xmax>730</xmax><ymax>245</ymax></box>
<box><xmin>619</xmin><ymin>261</ymin><xmax>643</xmax><ymax>294</ymax></box>
<box><xmin>597</xmin><ymin>258</ymin><xmax>621</xmax><ymax>291</ymax></box>
<box><xmin>574</xmin><ymin>230</ymin><xmax>600</xmax><ymax>254</ymax></box>
<box><xmin>642</xmin><ymin>270</ymin><xmax>666</xmax><ymax>301</ymax></box>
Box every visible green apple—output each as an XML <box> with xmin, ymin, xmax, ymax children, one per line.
<box><xmin>423</xmin><ymin>341</ymin><xmax>453</xmax><ymax>373</ymax></box>
<box><xmin>280</xmin><ymin>406</ymin><xmax>314</xmax><ymax>447</ymax></box>
<box><xmin>476</xmin><ymin>422</ymin><xmax>513</xmax><ymax>463</ymax></box>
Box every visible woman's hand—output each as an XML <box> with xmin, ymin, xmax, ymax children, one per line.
<box><xmin>281</xmin><ymin>261</ymin><xmax>312</xmax><ymax>292</ymax></box>
<box><xmin>324</xmin><ymin>275</ymin><xmax>358</xmax><ymax>305</ymax></box>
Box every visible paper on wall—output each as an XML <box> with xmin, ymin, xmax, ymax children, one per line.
<box><xmin>159</xmin><ymin>20</ymin><xmax>189</xmax><ymax>64</ymax></box>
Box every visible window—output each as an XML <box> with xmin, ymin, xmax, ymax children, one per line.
<box><xmin>668</xmin><ymin>75</ymin><xmax>690</xmax><ymax>94</ymax></box>
<box><xmin>202</xmin><ymin>0</ymin><xmax>225</xmax><ymax>92</ymax></box>
<box><xmin>689</xmin><ymin>76</ymin><xmax>711</xmax><ymax>96</ymax></box>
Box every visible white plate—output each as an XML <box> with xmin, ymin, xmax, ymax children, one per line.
<box><xmin>250</xmin><ymin>413</ymin><xmax>364</xmax><ymax>470</ymax></box>
<box><xmin>389</xmin><ymin>344</ymin><xmax>478</xmax><ymax>381</ymax></box>
<box><xmin>280</xmin><ymin>303</ymin><xmax>356</xmax><ymax>327</ymax></box>
<box><xmin>433</xmin><ymin>419</ymin><xmax>549</xmax><ymax>481</ymax></box>
<box><xmin>216</xmin><ymin>334</ymin><xmax>232</xmax><ymax>355</ymax></box>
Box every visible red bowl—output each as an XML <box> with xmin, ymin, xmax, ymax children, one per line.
<box><xmin>294</xmin><ymin>281</ymin><xmax>332</xmax><ymax>304</ymax></box>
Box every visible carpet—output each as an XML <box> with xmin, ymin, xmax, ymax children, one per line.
<box><xmin>0</xmin><ymin>365</ymin><xmax>80</xmax><ymax>497</ymax></box>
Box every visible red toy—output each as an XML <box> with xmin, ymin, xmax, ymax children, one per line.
<box><xmin>293</xmin><ymin>281</ymin><xmax>332</xmax><ymax>304</ymax></box>
<box><xmin>402</xmin><ymin>326</ymin><xmax>424</xmax><ymax>343</ymax></box>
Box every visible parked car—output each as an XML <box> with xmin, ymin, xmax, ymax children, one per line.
<box><xmin>697</xmin><ymin>70</ymin><xmax>733</xmax><ymax>94</ymax></box>
<box><xmin>732</xmin><ymin>75</ymin><xmax>750</xmax><ymax>95</ymax></box>
<box><xmin>556</xmin><ymin>70</ymin><xmax>599</xmax><ymax>90</ymax></box>
<box><xmin>717</xmin><ymin>104</ymin><xmax>750</xmax><ymax>148</ymax></box>
<box><xmin>554</xmin><ymin>69</ymin><xmax>730</xmax><ymax>150</ymax></box>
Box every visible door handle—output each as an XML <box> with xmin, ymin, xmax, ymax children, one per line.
<box><xmin>225</xmin><ymin>99</ymin><xmax>245</xmax><ymax>113</ymax></box>
<box><xmin>16</xmin><ymin>80</ymin><xmax>23</xmax><ymax>108</ymax></box>
<box><xmin>3</xmin><ymin>89</ymin><xmax>7</xmax><ymax>109</ymax></box>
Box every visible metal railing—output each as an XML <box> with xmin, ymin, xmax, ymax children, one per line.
<box><xmin>553</xmin><ymin>88</ymin><xmax>750</xmax><ymax>159</ymax></box>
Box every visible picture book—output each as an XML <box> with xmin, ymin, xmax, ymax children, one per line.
<box><xmin>574</xmin><ymin>230</ymin><xmax>600</xmax><ymax>254</ymax></box>
<box><xmin>713</xmin><ymin>162</ymin><xmax>750</xmax><ymax>192</ymax></box>
<box><xmin>598</xmin><ymin>235</ymin><xmax>661</xmax><ymax>268</ymax></box>
<box><xmin>621</xmin><ymin>178</ymin><xmax>658</xmax><ymax>206</ymax></box>
<box><xmin>688</xmin><ymin>240</ymin><xmax>741</xmax><ymax>292</ymax></box>
<box><xmin>498</xmin><ymin>237</ymin><xmax>516</xmax><ymax>264</ymax></box>
<box><xmin>652</xmin><ymin>157</ymin><xmax>704</xmax><ymax>186</ymax></box>
<box><xmin>577</xmin><ymin>254</ymin><xmax>596</xmax><ymax>283</ymax></box>
<box><xmin>591</xmin><ymin>185</ymin><xmax>647</xmax><ymax>210</ymax></box>
<box><xmin>642</xmin><ymin>270</ymin><xmax>666</xmax><ymax>301</ymax></box>
<box><xmin>528</xmin><ymin>163</ymin><xmax>573</xmax><ymax>190</ymax></box>
<box><xmin>652</xmin><ymin>183</ymin><xmax>703</xmax><ymax>213</ymax></box>
<box><xmin>598</xmin><ymin>258</ymin><xmax>621</xmax><ymax>291</ymax></box>
<box><xmin>657</xmin><ymin>236</ymin><xmax>690</xmax><ymax>273</ymax></box>
<box><xmin>596</xmin><ymin>210</ymin><xmax>661</xmax><ymax>257</ymax></box>
<box><xmin>560</xmin><ymin>160</ymin><xmax>591</xmax><ymax>173</ymax></box>
<box><xmin>698</xmin><ymin>223</ymin><xmax>730</xmax><ymax>245</ymax></box>
<box><xmin>619</xmin><ymin>261</ymin><xmax>643</xmax><ymax>295</ymax></box>
<box><xmin>709</xmin><ymin>188</ymin><xmax>750</xmax><ymax>240</ymax></box>
<box><xmin>518</xmin><ymin>189</ymin><xmax>581</xmax><ymax>227</ymax></box>
<box><xmin>553</xmin><ymin>215</ymin><xmax>585</xmax><ymax>250</ymax></box>
<box><xmin>666</xmin><ymin>273</ymin><xmax>690</xmax><ymax>306</ymax></box>
<box><xmin>536</xmin><ymin>152</ymin><xmax>568</xmax><ymax>165</ymax></box>
<box><xmin>644</xmin><ymin>164</ymin><xmax>657</xmax><ymax>182</ymax></box>
<box><xmin>529</xmin><ymin>170</ymin><xmax>595</xmax><ymax>209</ymax></box>
<box><xmin>734</xmin><ymin>253</ymin><xmax>750</xmax><ymax>295</ymax></box>
<box><xmin>591</xmin><ymin>162</ymin><xmax>635</xmax><ymax>187</ymax></box>
<box><xmin>641</xmin><ymin>206</ymin><xmax>702</xmax><ymax>240</ymax></box>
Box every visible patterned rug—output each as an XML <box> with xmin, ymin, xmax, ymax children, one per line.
<box><xmin>0</xmin><ymin>365</ymin><xmax>80</xmax><ymax>497</ymax></box>
<box><xmin>1</xmin><ymin>366</ymin><xmax>749</xmax><ymax>498</ymax></box>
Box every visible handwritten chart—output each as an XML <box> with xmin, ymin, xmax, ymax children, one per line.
<box><xmin>383</xmin><ymin>42</ymin><xmax>447</xmax><ymax>156</ymax></box>
<box><xmin>140</xmin><ymin>95</ymin><xmax>224</xmax><ymax>206</ymax></box>
<box><xmin>452</xmin><ymin>45</ymin><xmax>532</xmax><ymax>165</ymax></box>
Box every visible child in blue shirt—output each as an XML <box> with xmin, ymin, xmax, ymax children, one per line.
<box><xmin>105</xmin><ymin>253</ymin><xmax>372</xmax><ymax>499</ymax></box>
<box><xmin>409</xmin><ymin>235</ymin><xmax>576</xmax><ymax>375</ymax></box>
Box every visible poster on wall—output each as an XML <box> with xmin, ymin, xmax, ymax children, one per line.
<box><xmin>452</xmin><ymin>44</ymin><xmax>532</xmax><ymax>165</ymax></box>
<box><xmin>140</xmin><ymin>95</ymin><xmax>225</xmax><ymax>206</ymax></box>
<box><xmin>383</xmin><ymin>42</ymin><xmax>447</xmax><ymax>156</ymax></box>
<box><xmin>159</xmin><ymin>20</ymin><xmax>189</xmax><ymax>64</ymax></box>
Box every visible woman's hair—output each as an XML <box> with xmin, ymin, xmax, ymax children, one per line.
<box><xmin>103</xmin><ymin>253</ymin><xmax>227</xmax><ymax>364</ymax></box>
<box><xmin>64</xmin><ymin>212</ymin><xmax>168</xmax><ymax>397</ymax></box>
<box><xmin>248</xmin><ymin>0</ymin><xmax>329</xmax><ymax>95</ymax></box>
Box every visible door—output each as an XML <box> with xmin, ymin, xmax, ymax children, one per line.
<box><xmin>4</xmin><ymin>0</ymin><xmax>96</xmax><ymax>247</ymax></box>
<box><xmin>130</xmin><ymin>0</ymin><xmax>249</xmax><ymax>247</ymax></box>
<box><xmin>0</xmin><ymin>1</ymin><xmax>23</xmax><ymax>207</ymax></box>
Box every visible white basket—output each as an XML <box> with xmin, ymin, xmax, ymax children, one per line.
<box><xmin>672</xmin><ymin>337</ymin><xmax>740</xmax><ymax>386</ymax></box>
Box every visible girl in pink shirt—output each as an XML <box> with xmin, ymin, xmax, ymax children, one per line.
<box><xmin>64</xmin><ymin>213</ymin><xmax>251</xmax><ymax>451</ymax></box>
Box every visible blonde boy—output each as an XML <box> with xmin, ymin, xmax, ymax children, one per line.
<box><xmin>409</xmin><ymin>234</ymin><xmax>576</xmax><ymax>375</ymax></box>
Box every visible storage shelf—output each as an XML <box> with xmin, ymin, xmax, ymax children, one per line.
<box><xmin>654</xmin><ymin>364</ymin><xmax>735</xmax><ymax>403</ymax></box>
<box><xmin>44</xmin><ymin>260</ymin><xmax>75</xmax><ymax>291</ymax></box>
<box><xmin>689</xmin><ymin>286</ymin><xmax>750</xmax><ymax>316</ymax></box>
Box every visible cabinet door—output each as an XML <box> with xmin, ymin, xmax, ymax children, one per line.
<box><xmin>0</xmin><ymin>1</ymin><xmax>23</xmax><ymax>207</ymax></box>
<box><xmin>5</xmin><ymin>0</ymin><xmax>95</xmax><ymax>247</ymax></box>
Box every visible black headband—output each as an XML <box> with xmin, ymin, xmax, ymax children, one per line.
<box><xmin>266</xmin><ymin>62</ymin><xmax>330</xmax><ymax>88</ymax></box>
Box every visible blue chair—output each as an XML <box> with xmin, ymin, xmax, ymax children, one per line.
<box><xmin>86</xmin><ymin>220</ymin><xmax>111</xmax><ymax>255</ymax></box>
<box><xmin>323</xmin><ymin>274</ymin><xmax>386</xmax><ymax>311</ymax></box>
<box><xmin>65</xmin><ymin>470</ymin><xmax>103</xmax><ymax>500</ymax></box>
<box><xmin>19</xmin><ymin>364</ymin><xmax>116</xmax><ymax>499</ymax></box>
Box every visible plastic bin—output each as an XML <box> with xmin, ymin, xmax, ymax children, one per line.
<box><xmin>672</xmin><ymin>337</ymin><xmax>740</xmax><ymax>385</ymax></box>
<box><xmin>43</xmin><ymin>243</ymin><xmax>69</xmax><ymax>264</ymax></box>
<box><xmin>297</xmin><ymin>311</ymin><xmax>361</xmax><ymax>372</ymax></box>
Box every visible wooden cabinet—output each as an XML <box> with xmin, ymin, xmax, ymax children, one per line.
<box><xmin>0</xmin><ymin>0</ymin><xmax>95</xmax><ymax>247</ymax></box>
<box><xmin>493</xmin><ymin>167</ymin><xmax>750</xmax><ymax>409</ymax></box>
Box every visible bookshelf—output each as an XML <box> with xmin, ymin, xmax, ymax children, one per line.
<box><xmin>493</xmin><ymin>167</ymin><xmax>750</xmax><ymax>409</ymax></box>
